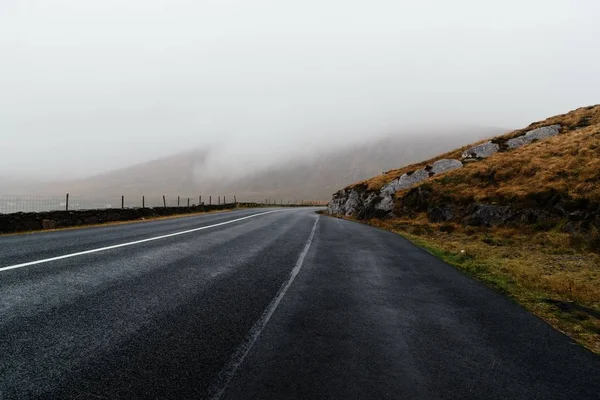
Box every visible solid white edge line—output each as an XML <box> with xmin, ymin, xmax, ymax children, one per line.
<box><xmin>205</xmin><ymin>214</ymin><xmax>320</xmax><ymax>400</ymax></box>
<box><xmin>0</xmin><ymin>210</ymin><xmax>282</xmax><ymax>273</ymax></box>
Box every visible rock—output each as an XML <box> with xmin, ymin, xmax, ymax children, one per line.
<box><xmin>505</xmin><ymin>136</ymin><xmax>528</xmax><ymax>149</ymax></box>
<box><xmin>42</xmin><ymin>219</ymin><xmax>56</xmax><ymax>229</ymax></box>
<box><xmin>343</xmin><ymin>189</ymin><xmax>361</xmax><ymax>216</ymax></box>
<box><xmin>507</xmin><ymin>124</ymin><xmax>561</xmax><ymax>149</ymax></box>
<box><xmin>430</xmin><ymin>159</ymin><xmax>463</xmax><ymax>174</ymax></box>
<box><xmin>523</xmin><ymin>124</ymin><xmax>561</xmax><ymax>140</ymax></box>
<box><xmin>328</xmin><ymin>189</ymin><xmax>350</xmax><ymax>215</ymax></box>
<box><xmin>381</xmin><ymin>169</ymin><xmax>430</xmax><ymax>195</ymax></box>
<box><xmin>516</xmin><ymin>208</ymin><xmax>556</xmax><ymax>225</ymax></box>
<box><xmin>464</xmin><ymin>204</ymin><xmax>513</xmax><ymax>226</ymax></box>
<box><xmin>19</xmin><ymin>220</ymin><xmax>42</xmax><ymax>231</ymax></box>
<box><xmin>568</xmin><ymin>210</ymin><xmax>588</xmax><ymax>222</ymax></box>
<box><xmin>327</xmin><ymin>191</ymin><xmax>346</xmax><ymax>215</ymax></box>
<box><xmin>376</xmin><ymin>194</ymin><xmax>394</xmax><ymax>212</ymax></box>
<box><xmin>461</xmin><ymin>142</ymin><xmax>500</xmax><ymax>159</ymax></box>
<box><xmin>400</xmin><ymin>186</ymin><xmax>433</xmax><ymax>212</ymax></box>
<box><xmin>428</xmin><ymin>206</ymin><xmax>454</xmax><ymax>223</ymax></box>
<box><xmin>83</xmin><ymin>216</ymin><xmax>100</xmax><ymax>224</ymax></box>
<box><xmin>561</xmin><ymin>221</ymin><xmax>580</xmax><ymax>234</ymax></box>
<box><xmin>328</xmin><ymin>188</ymin><xmax>384</xmax><ymax>218</ymax></box>
<box><xmin>357</xmin><ymin>193</ymin><xmax>389</xmax><ymax>219</ymax></box>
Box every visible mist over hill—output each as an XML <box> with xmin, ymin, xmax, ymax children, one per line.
<box><xmin>3</xmin><ymin>126</ymin><xmax>504</xmax><ymax>202</ymax></box>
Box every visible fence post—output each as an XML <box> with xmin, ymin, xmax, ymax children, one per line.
<box><xmin>66</xmin><ymin>193</ymin><xmax>69</xmax><ymax>211</ymax></box>
<box><xmin>209</xmin><ymin>196</ymin><xmax>212</xmax><ymax>205</ymax></box>
<box><xmin>163</xmin><ymin>195</ymin><xmax>166</xmax><ymax>208</ymax></box>
<box><xmin>122</xmin><ymin>195</ymin><xmax>124</xmax><ymax>209</ymax></box>
<box><xmin>142</xmin><ymin>195</ymin><xmax>145</xmax><ymax>208</ymax></box>
<box><xmin>177</xmin><ymin>196</ymin><xmax>180</xmax><ymax>207</ymax></box>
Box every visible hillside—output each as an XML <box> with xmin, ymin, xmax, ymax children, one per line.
<box><xmin>7</xmin><ymin>127</ymin><xmax>501</xmax><ymax>203</ymax></box>
<box><xmin>328</xmin><ymin>105</ymin><xmax>600</xmax><ymax>354</ymax></box>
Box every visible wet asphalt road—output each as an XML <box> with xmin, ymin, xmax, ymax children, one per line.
<box><xmin>0</xmin><ymin>207</ymin><xmax>599</xmax><ymax>399</ymax></box>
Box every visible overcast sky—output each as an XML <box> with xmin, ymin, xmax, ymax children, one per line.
<box><xmin>1</xmin><ymin>0</ymin><xmax>599</xmax><ymax>180</ymax></box>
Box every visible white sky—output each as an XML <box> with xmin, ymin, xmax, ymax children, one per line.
<box><xmin>1</xmin><ymin>0</ymin><xmax>599</xmax><ymax>179</ymax></box>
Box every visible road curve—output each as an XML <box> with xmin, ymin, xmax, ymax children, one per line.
<box><xmin>0</xmin><ymin>207</ymin><xmax>598</xmax><ymax>399</ymax></box>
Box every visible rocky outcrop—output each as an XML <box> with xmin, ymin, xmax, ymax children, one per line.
<box><xmin>461</xmin><ymin>142</ymin><xmax>500</xmax><ymax>159</ymax></box>
<box><xmin>381</xmin><ymin>169</ymin><xmax>430</xmax><ymax>195</ymax></box>
<box><xmin>461</xmin><ymin>124</ymin><xmax>561</xmax><ymax>158</ymax></box>
<box><xmin>425</xmin><ymin>197</ymin><xmax>600</xmax><ymax>231</ymax></box>
<box><xmin>328</xmin><ymin>159</ymin><xmax>465</xmax><ymax>217</ymax></box>
<box><xmin>507</xmin><ymin>124</ymin><xmax>561</xmax><ymax>149</ymax></box>
<box><xmin>329</xmin><ymin>124</ymin><xmax>565</xmax><ymax>221</ymax></box>
<box><xmin>328</xmin><ymin>188</ymin><xmax>387</xmax><ymax>218</ymax></box>
<box><xmin>430</xmin><ymin>159</ymin><xmax>463</xmax><ymax>174</ymax></box>
<box><xmin>330</xmin><ymin>183</ymin><xmax>600</xmax><ymax>231</ymax></box>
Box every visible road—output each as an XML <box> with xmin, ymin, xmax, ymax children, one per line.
<box><xmin>0</xmin><ymin>207</ymin><xmax>598</xmax><ymax>399</ymax></box>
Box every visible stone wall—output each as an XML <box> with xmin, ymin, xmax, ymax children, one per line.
<box><xmin>0</xmin><ymin>203</ymin><xmax>261</xmax><ymax>234</ymax></box>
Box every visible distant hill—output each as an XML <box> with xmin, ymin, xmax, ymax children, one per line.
<box><xmin>24</xmin><ymin>126</ymin><xmax>502</xmax><ymax>203</ymax></box>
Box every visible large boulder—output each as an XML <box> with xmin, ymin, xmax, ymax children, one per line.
<box><xmin>430</xmin><ymin>159</ymin><xmax>463</xmax><ymax>174</ymax></box>
<box><xmin>507</xmin><ymin>124</ymin><xmax>561</xmax><ymax>149</ymax></box>
<box><xmin>381</xmin><ymin>169</ymin><xmax>430</xmax><ymax>195</ymax></box>
<box><xmin>461</xmin><ymin>142</ymin><xmax>500</xmax><ymax>159</ymax></box>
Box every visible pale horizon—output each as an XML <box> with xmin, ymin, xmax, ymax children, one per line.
<box><xmin>2</xmin><ymin>0</ymin><xmax>599</xmax><ymax>181</ymax></box>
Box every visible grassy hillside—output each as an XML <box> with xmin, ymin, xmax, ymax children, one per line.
<box><xmin>329</xmin><ymin>105</ymin><xmax>600</xmax><ymax>354</ymax></box>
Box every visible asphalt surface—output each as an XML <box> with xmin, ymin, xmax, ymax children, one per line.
<box><xmin>0</xmin><ymin>207</ymin><xmax>598</xmax><ymax>399</ymax></box>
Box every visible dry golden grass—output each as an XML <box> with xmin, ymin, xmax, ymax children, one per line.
<box><xmin>352</xmin><ymin>104</ymin><xmax>600</xmax><ymax>197</ymax></box>
<box><xmin>366</xmin><ymin>216</ymin><xmax>600</xmax><ymax>354</ymax></box>
<box><xmin>428</xmin><ymin>126</ymin><xmax>600</xmax><ymax>204</ymax></box>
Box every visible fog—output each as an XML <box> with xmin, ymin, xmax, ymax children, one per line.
<box><xmin>1</xmin><ymin>0</ymin><xmax>599</xmax><ymax>181</ymax></box>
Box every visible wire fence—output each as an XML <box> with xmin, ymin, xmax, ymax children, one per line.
<box><xmin>0</xmin><ymin>194</ymin><xmax>327</xmax><ymax>214</ymax></box>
